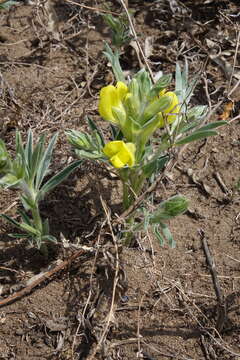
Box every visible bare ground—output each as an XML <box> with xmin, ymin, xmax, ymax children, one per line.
<box><xmin>0</xmin><ymin>1</ymin><xmax>240</xmax><ymax>359</ymax></box>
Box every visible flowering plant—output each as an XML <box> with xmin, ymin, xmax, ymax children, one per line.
<box><xmin>67</xmin><ymin>46</ymin><xmax>226</xmax><ymax>246</ymax></box>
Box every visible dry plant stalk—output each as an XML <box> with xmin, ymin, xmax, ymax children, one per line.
<box><xmin>44</xmin><ymin>0</ymin><xmax>60</xmax><ymax>40</ymax></box>
<box><xmin>200</xmin><ymin>232</ymin><xmax>227</xmax><ymax>333</ymax></box>
<box><xmin>0</xmin><ymin>249</ymin><xmax>85</xmax><ymax>308</ymax></box>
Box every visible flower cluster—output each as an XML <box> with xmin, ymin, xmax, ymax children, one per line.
<box><xmin>99</xmin><ymin>80</ymin><xmax>180</xmax><ymax>168</ymax></box>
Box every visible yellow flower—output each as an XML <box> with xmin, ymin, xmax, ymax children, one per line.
<box><xmin>158</xmin><ymin>91</ymin><xmax>180</xmax><ymax>128</ymax></box>
<box><xmin>99</xmin><ymin>82</ymin><xmax>128</xmax><ymax>124</ymax></box>
<box><xmin>103</xmin><ymin>141</ymin><xmax>135</xmax><ymax>169</ymax></box>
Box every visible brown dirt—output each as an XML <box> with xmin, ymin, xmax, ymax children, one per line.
<box><xmin>0</xmin><ymin>0</ymin><xmax>240</xmax><ymax>359</ymax></box>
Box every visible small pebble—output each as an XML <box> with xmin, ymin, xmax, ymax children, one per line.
<box><xmin>121</xmin><ymin>295</ymin><xmax>129</xmax><ymax>303</ymax></box>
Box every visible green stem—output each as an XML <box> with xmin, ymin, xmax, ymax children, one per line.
<box><xmin>39</xmin><ymin>242</ymin><xmax>48</xmax><ymax>258</ymax></box>
<box><xmin>121</xmin><ymin>168</ymin><xmax>147</xmax><ymax>247</ymax></box>
<box><xmin>122</xmin><ymin>216</ymin><xmax>135</xmax><ymax>246</ymax></box>
<box><xmin>31</xmin><ymin>204</ymin><xmax>43</xmax><ymax>234</ymax></box>
<box><xmin>123</xmin><ymin>181</ymin><xmax>130</xmax><ymax>210</ymax></box>
<box><xmin>31</xmin><ymin>203</ymin><xmax>48</xmax><ymax>258</ymax></box>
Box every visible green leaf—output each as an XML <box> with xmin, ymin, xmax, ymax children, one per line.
<box><xmin>142</xmin><ymin>155</ymin><xmax>169</xmax><ymax>178</ymax></box>
<box><xmin>42</xmin><ymin>218</ymin><xmax>49</xmax><ymax>235</ymax></box>
<box><xmin>25</xmin><ymin>129</ymin><xmax>33</xmax><ymax>170</ymax></box>
<box><xmin>141</xmin><ymin>95</ymin><xmax>171</xmax><ymax>124</ymax></box>
<box><xmin>1</xmin><ymin>214</ymin><xmax>22</xmax><ymax>228</ymax></box>
<box><xmin>15</xmin><ymin>131</ymin><xmax>29</xmax><ymax>179</ymax></box>
<box><xmin>15</xmin><ymin>131</ymin><xmax>24</xmax><ymax>160</ymax></box>
<box><xmin>153</xmin><ymin>224</ymin><xmax>165</xmax><ymax>246</ymax></box>
<box><xmin>147</xmin><ymin>74</ymin><xmax>172</xmax><ymax>98</ymax></box>
<box><xmin>75</xmin><ymin>149</ymin><xmax>103</xmax><ymax>160</ymax></box>
<box><xmin>18</xmin><ymin>209</ymin><xmax>32</xmax><ymax>226</ymax></box>
<box><xmin>153</xmin><ymin>223</ymin><xmax>176</xmax><ymax>248</ymax></box>
<box><xmin>95</xmin><ymin>131</ymin><xmax>105</xmax><ymax>149</ymax></box>
<box><xmin>102</xmin><ymin>13</ymin><xmax>131</xmax><ymax>48</ymax></box>
<box><xmin>0</xmin><ymin>139</ymin><xmax>11</xmax><ymax>173</ymax></box>
<box><xmin>9</xmin><ymin>233</ymin><xmax>31</xmax><ymax>239</ymax></box>
<box><xmin>174</xmin><ymin>130</ymin><xmax>218</xmax><ymax>145</ymax></box>
<box><xmin>181</xmin><ymin>60</ymin><xmax>188</xmax><ymax>94</ymax></box>
<box><xmin>160</xmin><ymin>222</ymin><xmax>176</xmax><ymax>248</ymax></box>
<box><xmin>66</xmin><ymin>130</ymin><xmax>90</xmax><ymax>149</ymax></box>
<box><xmin>31</xmin><ymin>134</ymin><xmax>45</xmax><ymax>181</ymax></box>
<box><xmin>87</xmin><ymin>117</ymin><xmax>105</xmax><ymax>146</ymax></box>
<box><xmin>103</xmin><ymin>43</ymin><xmax>125</xmax><ymax>83</ymax></box>
<box><xmin>35</xmin><ymin>132</ymin><xmax>58</xmax><ymax>190</ymax></box>
<box><xmin>185</xmin><ymin>105</ymin><xmax>207</xmax><ymax>121</ymax></box>
<box><xmin>175</xmin><ymin>63</ymin><xmax>182</xmax><ymax>93</ymax></box>
<box><xmin>178</xmin><ymin>121</ymin><xmax>199</xmax><ymax>134</ymax></box>
<box><xmin>37</xmin><ymin>160</ymin><xmax>82</xmax><ymax>201</ymax></box>
<box><xmin>41</xmin><ymin>235</ymin><xmax>57</xmax><ymax>243</ymax></box>
<box><xmin>0</xmin><ymin>173</ymin><xmax>20</xmax><ymax>188</ymax></box>
<box><xmin>175</xmin><ymin>60</ymin><xmax>198</xmax><ymax>112</ymax></box>
<box><xmin>0</xmin><ymin>0</ymin><xmax>17</xmax><ymax>9</ymax></box>
<box><xmin>134</xmin><ymin>68</ymin><xmax>152</xmax><ymax>95</ymax></box>
<box><xmin>19</xmin><ymin>222</ymin><xmax>40</xmax><ymax>236</ymax></box>
<box><xmin>21</xmin><ymin>194</ymin><xmax>36</xmax><ymax>211</ymax></box>
<box><xmin>196</xmin><ymin>120</ymin><xmax>227</xmax><ymax>132</ymax></box>
<box><xmin>110</xmin><ymin>124</ymin><xmax>123</xmax><ymax>140</ymax></box>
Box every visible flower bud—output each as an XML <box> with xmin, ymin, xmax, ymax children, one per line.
<box><xmin>149</xmin><ymin>195</ymin><xmax>188</xmax><ymax>223</ymax></box>
<box><xmin>66</xmin><ymin>130</ymin><xmax>91</xmax><ymax>150</ymax></box>
<box><xmin>0</xmin><ymin>173</ymin><xmax>19</xmax><ymax>188</ymax></box>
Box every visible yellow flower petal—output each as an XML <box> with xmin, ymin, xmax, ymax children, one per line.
<box><xmin>103</xmin><ymin>141</ymin><xmax>135</xmax><ymax>169</ymax></box>
<box><xmin>159</xmin><ymin>89</ymin><xmax>166</xmax><ymax>97</ymax></box>
<box><xmin>103</xmin><ymin>140</ymin><xmax>123</xmax><ymax>157</ymax></box>
<box><xmin>99</xmin><ymin>85</ymin><xmax>118</xmax><ymax>123</ymax></box>
<box><xmin>116</xmin><ymin>81</ymin><xmax>128</xmax><ymax>100</ymax></box>
<box><xmin>98</xmin><ymin>82</ymin><xmax>128</xmax><ymax>124</ymax></box>
<box><xmin>110</xmin><ymin>154</ymin><xmax>125</xmax><ymax>168</ymax></box>
<box><xmin>162</xmin><ymin>92</ymin><xmax>179</xmax><ymax>114</ymax></box>
<box><xmin>125</xmin><ymin>143</ymin><xmax>135</xmax><ymax>167</ymax></box>
<box><xmin>158</xmin><ymin>91</ymin><xmax>179</xmax><ymax>128</ymax></box>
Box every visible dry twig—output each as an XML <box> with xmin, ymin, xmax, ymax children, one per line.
<box><xmin>64</xmin><ymin>0</ymin><xmax>119</xmax><ymax>16</ymax></box>
<box><xmin>199</xmin><ymin>230</ymin><xmax>226</xmax><ymax>333</ymax></box>
<box><xmin>118</xmin><ymin>0</ymin><xmax>155</xmax><ymax>82</ymax></box>
<box><xmin>0</xmin><ymin>249</ymin><xmax>85</xmax><ymax>308</ymax></box>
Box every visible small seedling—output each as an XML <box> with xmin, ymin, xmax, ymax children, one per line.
<box><xmin>0</xmin><ymin>130</ymin><xmax>81</xmax><ymax>256</ymax></box>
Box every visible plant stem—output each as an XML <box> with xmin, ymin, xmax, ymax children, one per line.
<box><xmin>121</xmin><ymin>168</ymin><xmax>146</xmax><ymax>246</ymax></box>
<box><xmin>31</xmin><ymin>204</ymin><xmax>43</xmax><ymax>234</ymax></box>
<box><xmin>39</xmin><ymin>242</ymin><xmax>48</xmax><ymax>258</ymax></box>
<box><xmin>31</xmin><ymin>203</ymin><xmax>49</xmax><ymax>257</ymax></box>
<box><xmin>122</xmin><ymin>216</ymin><xmax>135</xmax><ymax>246</ymax></box>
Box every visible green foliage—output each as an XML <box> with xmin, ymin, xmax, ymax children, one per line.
<box><xmin>0</xmin><ymin>130</ymin><xmax>82</xmax><ymax>255</ymax></box>
<box><xmin>102</xmin><ymin>13</ymin><xmax>132</xmax><ymax>49</ymax></box>
<box><xmin>67</xmin><ymin>45</ymin><xmax>227</xmax><ymax>247</ymax></box>
<box><xmin>0</xmin><ymin>0</ymin><xmax>17</xmax><ymax>9</ymax></box>
<box><xmin>132</xmin><ymin>195</ymin><xmax>188</xmax><ymax>248</ymax></box>
<box><xmin>66</xmin><ymin>126</ymin><xmax>105</xmax><ymax>161</ymax></box>
<box><xmin>103</xmin><ymin>43</ymin><xmax>125</xmax><ymax>82</ymax></box>
<box><xmin>149</xmin><ymin>195</ymin><xmax>189</xmax><ymax>223</ymax></box>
